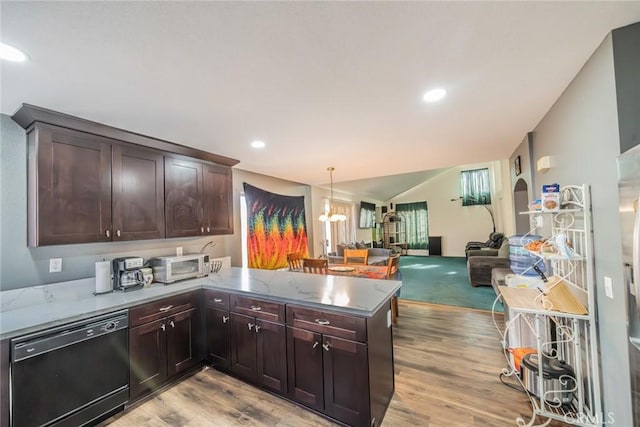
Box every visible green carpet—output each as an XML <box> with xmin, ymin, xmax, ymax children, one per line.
<box><xmin>398</xmin><ymin>256</ymin><xmax>503</xmax><ymax>312</ymax></box>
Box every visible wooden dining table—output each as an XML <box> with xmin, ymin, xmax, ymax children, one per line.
<box><xmin>326</xmin><ymin>264</ymin><xmax>389</xmax><ymax>280</ymax></box>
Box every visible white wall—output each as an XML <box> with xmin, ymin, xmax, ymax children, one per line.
<box><xmin>388</xmin><ymin>161</ymin><xmax>506</xmax><ymax>257</ymax></box>
<box><xmin>529</xmin><ymin>34</ymin><xmax>632</xmax><ymax>424</ymax></box>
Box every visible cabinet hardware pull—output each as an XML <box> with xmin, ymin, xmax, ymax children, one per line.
<box><xmin>105</xmin><ymin>230</ymin><xmax>110</xmax><ymax>238</ymax></box>
<box><xmin>116</xmin><ymin>229</ymin><xmax>121</xmax><ymax>237</ymax></box>
<box><xmin>207</xmin><ymin>227</ymin><xmax>210</xmax><ymax>233</ymax></box>
<box><xmin>315</xmin><ymin>319</ymin><xmax>330</xmax><ymax>325</ymax></box>
<box><xmin>255</xmin><ymin>325</ymin><xmax>261</xmax><ymax>333</ymax></box>
<box><xmin>170</xmin><ymin>320</ymin><xmax>175</xmax><ymax>328</ymax></box>
<box><xmin>201</xmin><ymin>227</ymin><xmax>205</xmax><ymax>233</ymax></box>
<box><xmin>161</xmin><ymin>323</ymin><xmax>166</xmax><ymax>331</ymax></box>
<box><xmin>312</xmin><ymin>342</ymin><xmax>319</xmax><ymax>349</ymax></box>
<box><xmin>213</xmin><ymin>298</ymin><xmax>223</xmax><ymax>303</ymax></box>
<box><xmin>248</xmin><ymin>323</ymin><xmax>254</xmax><ymax>330</ymax></box>
<box><xmin>322</xmin><ymin>343</ymin><xmax>330</xmax><ymax>352</ymax></box>
<box><xmin>159</xmin><ymin>305</ymin><xmax>174</xmax><ymax>312</ymax></box>
<box><xmin>250</xmin><ymin>306</ymin><xmax>262</xmax><ymax>311</ymax></box>
<box><xmin>26</xmin><ymin>348</ymin><xmax>35</xmax><ymax>353</ymax></box>
<box><xmin>222</xmin><ymin>316</ymin><xmax>229</xmax><ymax>323</ymax></box>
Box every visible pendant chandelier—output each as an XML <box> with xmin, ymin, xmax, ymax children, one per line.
<box><xmin>319</xmin><ymin>167</ymin><xmax>346</xmax><ymax>222</ymax></box>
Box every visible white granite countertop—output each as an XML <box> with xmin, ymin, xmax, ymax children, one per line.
<box><xmin>0</xmin><ymin>267</ymin><xmax>401</xmax><ymax>340</ymax></box>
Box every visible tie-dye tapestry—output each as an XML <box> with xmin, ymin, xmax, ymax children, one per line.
<box><xmin>243</xmin><ymin>183</ymin><xmax>309</xmax><ymax>269</ymax></box>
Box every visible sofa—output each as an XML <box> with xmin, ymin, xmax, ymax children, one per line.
<box><xmin>328</xmin><ymin>242</ymin><xmax>391</xmax><ymax>265</ymax></box>
<box><xmin>467</xmin><ymin>239</ymin><xmax>511</xmax><ymax>287</ymax></box>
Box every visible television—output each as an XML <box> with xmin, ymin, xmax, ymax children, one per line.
<box><xmin>359</xmin><ymin>201</ymin><xmax>376</xmax><ymax>228</ymax></box>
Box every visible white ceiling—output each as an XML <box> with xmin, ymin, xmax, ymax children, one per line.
<box><xmin>2</xmin><ymin>2</ymin><xmax>640</xmax><ymax>199</ymax></box>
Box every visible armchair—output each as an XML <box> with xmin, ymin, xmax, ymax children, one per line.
<box><xmin>465</xmin><ymin>232</ymin><xmax>505</xmax><ymax>258</ymax></box>
<box><xmin>467</xmin><ymin>240</ymin><xmax>510</xmax><ymax>287</ymax></box>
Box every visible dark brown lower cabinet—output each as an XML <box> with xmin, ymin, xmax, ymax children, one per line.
<box><xmin>287</xmin><ymin>327</ymin><xmax>369</xmax><ymax>426</ymax></box>
<box><xmin>206</xmin><ymin>306</ymin><xmax>231</xmax><ymax>370</ymax></box>
<box><xmin>129</xmin><ymin>319</ymin><xmax>167</xmax><ymax>400</ymax></box>
<box><xmin>230</xmin><ymin>313</ymin><xmax>287</xmax><ymax>395</ymax></box>
<box><xmin>129</xmin><ymin>305</ymin><xmax>201</xmax><ymax>402</ymax></box>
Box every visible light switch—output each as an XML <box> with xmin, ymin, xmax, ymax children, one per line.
<box><xmin>49</xmin><ymin>258</ymin><xmax>62</xmax><ymax>273</ymax></box>
<box><xmin>604</xmin><ymin>276</ymin><xmax>613</xmax><ymax>299</ymax></box>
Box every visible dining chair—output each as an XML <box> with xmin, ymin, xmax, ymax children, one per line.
<box><xmin>287</xmin><ymin>252</ymin><xmax>304</xmax><ymax>271</ymax></box>
<box><xmin>386</xmin><ymin>254</ymin><xmax>401</xmax><ymax>324</ymax></box>
<box><xmin>343</xmin><ymin>249</ymin><xmax>368</xmax><ymax>265</ymax></box>
<box><xmin>302</xmin><ymin>258</ymin><xmax>328</xmax><ymax>274</ymax></box>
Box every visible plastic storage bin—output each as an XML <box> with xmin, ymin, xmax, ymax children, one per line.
<box><xmin>509</xmin><ymin>235</ymin><xmax>546</xmax><ymax>276</ymax></box>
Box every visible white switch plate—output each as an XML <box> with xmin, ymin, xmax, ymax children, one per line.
<box><xmin>176</xmin><ymin>247</ymin><xmax>183</xmax><ymax>256</ymax></box>
<box><xmin>604</xmin><ymin>276</ymin><xmax>613</xmax><ymax>299</ymax></box>
<box><xmin>49</xmin><ymin>258</ymin><xmax>62</xmax><ymax>273</ymax></box>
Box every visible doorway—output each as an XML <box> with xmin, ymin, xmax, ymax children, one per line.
<box><xmin>513</xmin><ymin>178</ymin><xmax>529</xmax><ymax>234</ymax></box>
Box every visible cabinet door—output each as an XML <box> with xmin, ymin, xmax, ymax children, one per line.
<box><xmin>286</xmin><ymin>326</ymin><xmax>324</xmax><ymax>411</ymax></box>
<box><xmin>256</xmin><ymin>319</ymin><xmax>287</xmax><ymax>395</ymax></box>
<box><xmin>202</xmin><ymin>163</ymin><xmax>233</xmax><ymax>235</ymax></box>
<box><xmin>206</xmin><ymin>306</ymin><xmax>231</xmax><ymax>370</ymax></box>
<box><xmin>32</xmin><ymin>125</ymin><xmax>112</xmax><ymax>245</ymax></box>
<box><xmin>112</xmin><ymin>144</ymin><xmax>165</xmax><ymax>241</ymax></box>
<box><xmin>165</xmin><ymin>157</ymin><xmax>203</xmax><ymax>237</ymax></box>
<box><xmin>166</xmin><ymin>307</ymin><xmax>200</xmax><ymax>378</ymax></box>
<box><xmin>230</xmin><ymin>313</ymin><xmax>257</xmax><ymax>382</ymax></box>
<box><xmin>129</xmin><ymin>319</ymin><xmax>168</xmax><ymax>401</ymax></box>
<box><xmin>323</xmin><ymin>336</ymin><xmax>370</xmax><ymax>426</ymax></box>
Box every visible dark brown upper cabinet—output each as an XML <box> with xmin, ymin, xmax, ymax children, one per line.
<box><xmin>14</xmin><ymin>104</ymin><xmax>238</xmax><ymax>246</ymax></box>
<box><xmin>28</xmin><ymin>124</ymin><xmax>113</xmax><ymax>246</ymax></box>
<box><xmin>165</xmin><ymin>156</ymin><xmax>234</xmax><ymax>238</ymax></box>
<box><xmin>26</xmin><ymin>123</ymin><xmax>165</xmax><ymax>246</ymax></box>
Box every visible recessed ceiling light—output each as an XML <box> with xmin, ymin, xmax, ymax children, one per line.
<box><xmin>423</xmin><ymin>88</ymin><xmax>446</xmax><ymax>103</ymax></box>
<box><xmin>251</xmin><ymin>140</ymin><xmax>266</xmax><ymax>148</ymax></box>
<box><xmin>0</xmin><ymin>42</ymin><xmax>28</xmax><ymax>62</ymax></box>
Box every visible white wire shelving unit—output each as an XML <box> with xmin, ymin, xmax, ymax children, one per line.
<box><xmin>492</xmin><ymin>185</ymin><xmax>602</xmax><ymax>427</ymax></box>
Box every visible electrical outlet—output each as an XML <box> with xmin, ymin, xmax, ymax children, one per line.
<box><xmin>604</xmin><ymin>276</ymin><xmax>613</xmax><ymax>299</ymax></box>
<box><xmin>176</xmin><ymin>247</ymin><xmax>183</xmax><ymax>256</ymax></box>
<box><xmin>49</xmin><ymin>258</ymin><xmax>62</xmax><ymax>273</ymax></box>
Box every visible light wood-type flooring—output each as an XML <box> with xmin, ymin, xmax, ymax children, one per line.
<box><xmin>102</xmin><ymin>300</ymin><xmax>541</xmax><ymax>427</ymax></box>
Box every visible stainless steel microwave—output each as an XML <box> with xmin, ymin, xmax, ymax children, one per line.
<box><xmin>148</xmin><ymin>253</ymin><xmax>209</xmax><ymax>284</ymax></box>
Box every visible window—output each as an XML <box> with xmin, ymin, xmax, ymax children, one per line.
<box><xmin>359</xmin><ymin>201</ymin><xmax>376</xmax><ymax>228</ymax></box>
<box><xmin>395</xmin><ymin>202</ymin><xmax>428</xmax><ymax>250</ymax></box>
<box><xmin>461</xmin><ymin>168</ymin><xmax>491</xmax><ymax>206</ymax></box>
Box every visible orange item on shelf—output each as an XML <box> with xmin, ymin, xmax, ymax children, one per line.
<box><xmin>508</xmin><ymin>347</ymin><xmax>537</xmax><ymax>371</ymax></box>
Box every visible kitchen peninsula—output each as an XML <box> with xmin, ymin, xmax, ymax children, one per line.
<box><xmin>0</xmin><ymin>268</ymin><xmax>400</xmax><ymax>427</ymax></box>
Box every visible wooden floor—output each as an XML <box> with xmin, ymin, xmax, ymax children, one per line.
<box><xmin>102</xmin><ymin>301</ymin><xmax>538</xmax><ymax>427</ymax></box>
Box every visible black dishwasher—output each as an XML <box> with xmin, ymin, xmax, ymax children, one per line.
<box><xmin>10</xmin><ymin>310</ymin><xmax>129</xmax><ymax>427</ymax></box>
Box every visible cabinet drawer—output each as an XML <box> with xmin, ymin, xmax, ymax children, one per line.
<box><xmin>230</xmin><ymin>294</ymin><xmax>285</xmax><ymax>323</ymax></box>
<box><xmin>130</xmin><ymin>290</ymin><xmax>201</xmax><ymax>327</ymax></box>
<box><xmin>286</xmin><ymin>305</ymin><xmax>367</xmax><ymax>342</ymax></box>
<box><xmin>204</xmin><ymin>289</ymin><xmax>230</xmax><ymax>309</ymax></box>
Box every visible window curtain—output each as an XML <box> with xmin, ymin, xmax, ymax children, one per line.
<box><xmin>329</xmin><ymin>199</ymin><xmax>356</xmax><ymax>248</ymax></box>
<box><xmin>395</xmin><ymin>202</ymin><xmax>428</xmax><ymax>250</ymax></box>
<box><xmin>461</xmin><ymin>168</ymin><xmax>492</xmax><ymax>206</ymax></box>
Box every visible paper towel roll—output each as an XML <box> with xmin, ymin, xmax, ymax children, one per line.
<box><xmin>95</xmin><ymin>260</ymin><xmax>112</xmax><ymax>294</ymax></box>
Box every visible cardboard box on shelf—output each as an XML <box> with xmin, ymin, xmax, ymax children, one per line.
<box><xmin>541</xmin><ymin>183</ymin><xmax>560</xmax><ymax>212</ymax></box>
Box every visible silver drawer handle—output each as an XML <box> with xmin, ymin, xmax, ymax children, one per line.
<box><xmin>105</xmin><ymin>229</ymin><xmax>110</xmax><ymax>238</ymax></box>
<box><xmin>322</xmin><ymin>343</ymin><xmax>330</xmax><ymax>352</ymax></box>
<box><xmin>169</xmin><ymin>320</ymin><xmax>175</xmax><ymax>328</ymax></box>
<box><xmin>255</xmin><ymin>325</ymin><xmax>261</xmax><ymax>333</ymax></box>
<box><xmin>26</xmin><ymin>348</ymin><xmax>35</xmax><ymax>353</ymax></box>
<box><xmin>248</xmin><ymin>323</ymin><xmax>254</xmax><ymax>330</ymax></box>
<box><xmin>251</xmin><ymin>306</ymin><xmax>262</xmax><ymax>311</ymax></box>
<box><xmin>116</xmin><ymin>229</ymin><xmax>121</xmax><ymax>237</ymax></box>
<box><xmin>201</xmin><ymin>227</ymin><xmax>205</xmax><ymax>233</ymax></box>
<box><xmin>161</xmin><ymin>323</ymin><xmax>166</xmax><ymax>331</ymax></box>
<box><xmin>159</xmin><ymin>305</ymin><xmax>174</xmax><ymax>312</ymax></box>
<box><xmin>207</xmin><ymin>227</ymin><xmax>210</xmax><ymax>232</ymax></box>
<box><xmin>312</xmin><ymin>342</ymin><xmax>319</xmax><ymax>349</ymax></box>
<box><xmin>213</xmin><ymin>298</ymin><xmax>223</xmax><ymax>303</ymax></box>
<box><xmin>222</xmin><ymin>316</ymin><xmax>229</xmax><ymax>323</ymax></box>
<box><xmin>315</xmin><ymin>319</ymin><xmax>330</xmax><ymax>325</ymax></box>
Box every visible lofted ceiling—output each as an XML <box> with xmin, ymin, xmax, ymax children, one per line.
<box><xmin>2</xmin><ymin>2</ymin><xmax>640</xmax><ymax>200</ymax></box>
